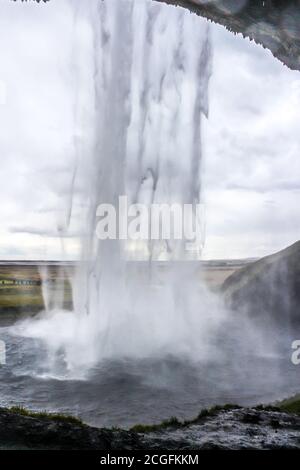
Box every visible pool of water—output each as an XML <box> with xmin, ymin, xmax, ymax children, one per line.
<box><xmin>0</xmin><ymin>326</ymin><xmax>299</xmax><ymax>428</ymax></box>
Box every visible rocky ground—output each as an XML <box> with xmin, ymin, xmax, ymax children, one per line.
<box><xmin>0</xmin><ymin>407</ymin><xmax>140</xmax><ymax>451</ymax></box>
<box><xmin>1</xmin><ymin>402</ymin><xmax>300</xmax><ymax>450</ymax></box>
<box><xmin>141</xmin><ymin>407</ymin><xmax>300</xmax><ymax>450</ymax></box>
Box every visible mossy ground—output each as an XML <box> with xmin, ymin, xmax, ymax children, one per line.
<box><xmin>276</xmin><ymin>395</ymin><xmax>300</xmax><ymax>414</ymax></box>
<box><xmin>130</xmin><ymin>404</ymin><xmax>240</xmax><ymax>433</ymax></box>
<box><xmin>8</xmin><ymin>406</ymin><xmax>84</xmax><ymax>426</ymax></box>
<box><xmin>4</xmin><ymin>398</ymin><xmax>300</xmax><ymax>435</ymax></box>
<box><xmin>130</xmin><ymin>399</ymin><xmax>300</xmax><ymax>434</ymax></box>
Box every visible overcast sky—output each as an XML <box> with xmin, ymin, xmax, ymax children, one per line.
<box><xmin>0</xmin><ymin>0</ymin><xmax>299</xmax><ymax>260</ymax></box>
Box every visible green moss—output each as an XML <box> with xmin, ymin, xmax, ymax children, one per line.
<box><xmin>276</xmin><ymin>395</ymin><xmax>300</xmax><ymax>414</ymax></box>
<box><xmin>9</xmin><ymin>406</ymin><xmax>84</xmax><ymax>426</ymax></box>
<box><xmin>187</xmin><ymin>403</ymin><xmax>240</xmax><ymax>424</ymax></box>
<box><xmin>131</xmin><ymin>416</ymin><xmax>181</xmax><ymax>433</ymax></box>
<box><xmin>131</xmin><ymin>398</ymin><xmax>300</xmax><ymax>434</ymax></box>
<box><xmin>130</xmin><ymin>404</ymin><xmax>240</xmax><ymax>434</ymax></box>
<box><xmin>254</xmin><ymin>396</ymin><xmax>300</xmax><ymax>415</ymax></box>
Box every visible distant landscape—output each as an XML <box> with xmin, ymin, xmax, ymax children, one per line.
<box><xmin>0</xmin><ymin>259</ymin><xmax>253</xmax><ymax>321</ymax></box>
<box><xmin>0</xmin><ymin>263</ymin><xmax>73</xmax><ymax>321</ymax></box>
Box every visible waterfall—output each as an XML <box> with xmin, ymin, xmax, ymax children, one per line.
<box><xmin>13</xmin><ymin>0</ymin><xmax>220</xmax><ymax>376</ymax></box>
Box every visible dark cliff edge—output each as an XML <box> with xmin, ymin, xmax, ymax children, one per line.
<box><xmin>10</xmin><ymin>1</ymin><xmax>300</xmax><ymax>72</ymax></box>
<box><xmin>156</xmin><ymin>0</ymin><xmax>300</xmax><ymax>72</ymax></box>
<box><xmin>0</xmin><ymin>407</ymin><xmax>141</xmax><ymax>450</ymax></box>
<box><xmin>1</xmin><ymin>402</ymin><xmax>300</xmax><ymax>450</ymax></box>
<box><xmin>222</xmin><ymin>240</ymin><xmax>300</xmax><ymax>334</ymax></box>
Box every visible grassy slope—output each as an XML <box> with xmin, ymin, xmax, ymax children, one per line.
<box><xmin>6</xmin><ymin>398</ymin><xmax>300</xmax><ymax>435</ymax></box>
<box><xmin>276</xmin><ymin>395</ymin><xmax>300</xmax><ymax>414</ymax></box>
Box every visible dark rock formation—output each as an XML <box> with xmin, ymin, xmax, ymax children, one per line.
<box><xmin>10</xmin><ymin>1</ymin><xmax>300</xmax><ymax>72</ymax></box>
<box><xmin>142</xmin><ymin>407</ymin><xmax>300</xmax><ymax>450</ymax></box>
<box><xmin>1</xmin><ymin>405</ymin><xmax>300</xmax><ymax>450</ymax></box>
<box><xmin>0</xmin><ymin>408</ymin><xmax>142</xmax><ymax>450</ymax></box>
<box><xmin>222</xmin><ymin>240</ymin><xmax>300</xmax><ymax>334</ymax></box>
<box><xmin>156</xmin><ymin>0</ymin><xmax>300</xmax><ymax>72</ymax></box>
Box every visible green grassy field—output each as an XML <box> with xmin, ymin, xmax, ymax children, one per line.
<box><xmin>0</xmin><ymin>265</ymin><xmax>73</xmax><ymax>313</ymax></box>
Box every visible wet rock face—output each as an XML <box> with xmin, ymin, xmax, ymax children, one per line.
<box><xmin>157</xmin><ymin>0</ymin><xmax>300</xmax><ymax>71</ymax></box>
<box><xmin>222</xmin><ymin>241</ymin><xmax>300</xmax><ymax>336</ymax></box>
<box><xmin>141</xmin><ymin>408</ymin><xmax>300</xmax><ymax>450</ymax></box>
<box><xmin>1</xmin><ymin>406</ymin><xmax>300</xmax><ymax>450</ymax></box>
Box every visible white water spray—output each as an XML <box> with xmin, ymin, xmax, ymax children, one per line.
<box><xmin>13</xmin><ymin>0</ymin><xmax>229</xmax><ymax>376</ymax></box>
